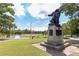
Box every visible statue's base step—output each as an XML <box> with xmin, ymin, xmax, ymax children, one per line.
<box><xmin>40</xmin><ymin>42</ymin><xmax>65</xmax><ymax>51</ymax></box>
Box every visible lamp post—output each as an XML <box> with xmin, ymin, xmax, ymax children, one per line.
<box><xmin>30</xmin><ymin>21</ymin><xmax>32</xmax><ymax>39</ymax></box>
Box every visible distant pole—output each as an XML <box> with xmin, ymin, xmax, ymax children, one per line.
<box><xmin>30</xmin><ymin>21</ymin><xmax>32</xmax><ymax>39</ymax></box>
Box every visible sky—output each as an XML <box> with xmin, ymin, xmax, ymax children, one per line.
<box><xmin>12</xmin><ymin>3</ymin><xmax>69</xmax><ymax>31</ymax></box>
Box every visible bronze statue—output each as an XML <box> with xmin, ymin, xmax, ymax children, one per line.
<box><xmin>48</xmin><ymin>9</ymin><xmax>61</xmax><ymax>26</ymax></box>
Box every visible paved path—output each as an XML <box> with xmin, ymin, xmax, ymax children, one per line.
<box><xmin>32</xmin><ymin>43</ymin><xmax>66</xmax><ymax>56</ymax></box>
<box><xmin>63</xmin><ymin>44</ymin><xmax>79</xmax><ymax>56</ymax></box>
<box><xmin>32</xmin><ymin>43</ymin><xmax>79</xmax><ymax>56</ymax></box>
<box><xmin>0</xmin><ymin>37</ymin><xmax>29</xmax><ymax>42</ymax></box>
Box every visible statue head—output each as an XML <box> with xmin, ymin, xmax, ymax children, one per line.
<box><xmin>55</xmin><ymin>9</ymin><xmax>60</xmax><ymax>12</ymax></box>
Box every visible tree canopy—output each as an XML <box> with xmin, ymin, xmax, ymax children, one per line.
<box><xmin>0</xmin><ymin>3</ymin><xmax>16</xmax><ymax>37</ymax></box>
<box><xmin>60</xmin><ymin>3</ymin><xmax>79</xmax><ymax>36</ymax></box>
<box><xmin>60</xmin><ymin>3</ymin><xmax>79</xmax><ymax>19</ymax></box>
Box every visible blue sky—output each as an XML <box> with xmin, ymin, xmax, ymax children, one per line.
<box><xmin>13</xmin><ymin>3</ymin><xmax>69</xmax><ymax>31</ymax></box>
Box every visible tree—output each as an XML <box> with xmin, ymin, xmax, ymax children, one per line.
<box><xmin>62</xmin><ymin>23</ymin><xmax>70</xmax><ymax>35</ymax></box>
<box><xmin>60</xmin><ymin>3</ymin><xmax>79</xmax><ymax>19</ymax></box>
<box><xmin>62</xmin><ymin>19</ymin><xmax>79</xmax><ymax>36</ymax></box>
<box><xmin>60</xmin><ymin>3</ymin><xmax>79</xmax><ymax>36</ymax></box>
<box><xmin>0</xmin><ymin>3</ymin><xmax>16</xmax><ymax>37</ymax></box>
<box><xmin>68</xmin><ymin>19</ymin><xmax>79</xmax><ymax>36</ymax></box>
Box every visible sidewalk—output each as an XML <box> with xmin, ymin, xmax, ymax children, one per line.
<box><xmin>32</xmin><ymin>43</ymin><xmax>79</xmax><ymax>56</ymax></box>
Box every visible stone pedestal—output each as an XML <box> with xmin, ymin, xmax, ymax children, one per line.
<box><xmin>46</xmin><ymin>24</ymin><xmax>64</xmax><ymax>50</ymax></box>
<box><xmin>47</xmin><ymin>24</ymin><xmax>63</xmax><ymax>45</ymax></box>
<box><xmin>40</xmin><ymin>24</ymin><xmax>64</xmax><ymax>50</ymax></box>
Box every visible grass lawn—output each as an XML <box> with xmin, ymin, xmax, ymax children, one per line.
<box><xmin>0</xmin><ymin>38</ymin><xmax>50</xmax><ymax>56</ymax></box>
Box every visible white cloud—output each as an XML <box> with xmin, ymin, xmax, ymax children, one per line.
<box><xmin>13</xmin><ymin>3</ymin><xmax>25</xmax><ymax>16</ymax></box>
<box><xmin>27</xmin><ymin>3</ymin><xmax>61</xmax><ymax>19</ymax></box>
<box><xmin>4</xmin><ymin>12</ymin><xmax>15</xmax><ymax>18</ymax></box>
<box><xmin>4</xmin><ymin>12</ymin><xmax>12</xmax><ymax>16</ymax></box>
<box><xmin>16</xmin><ymin>24</ymin><xmax>27</xmax><ymax>30</ymax></box>
<box><xmin>31</xmin><ymin>26</ymin><xmax>48</xmax><ymax>31</ymax></box>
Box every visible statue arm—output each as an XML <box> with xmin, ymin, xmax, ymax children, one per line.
<box><xmin>48</xmin><ymin>14</ymin><xmax>52</xmax><ymax>16</ymax></box>
<box><xmin>48</xmin><ymin>12</ymin><xmax>54</xmax><ymax>16</ymax></box>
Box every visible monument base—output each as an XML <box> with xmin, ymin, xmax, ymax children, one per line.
<box><xmin>40</xmin><ymin>42</ymin><xmax>65</xmax><ymax>50</ymax></box>
<box><xmin>42</xmin><ymin>24</ymin><xmax>65</xmax><ymax>50</ymax></box>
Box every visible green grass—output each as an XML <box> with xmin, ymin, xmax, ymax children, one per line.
<box><xmin>0</xmin><ymin>38</ymin><xmax>50</xmax><ymax>56</ymax></box>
